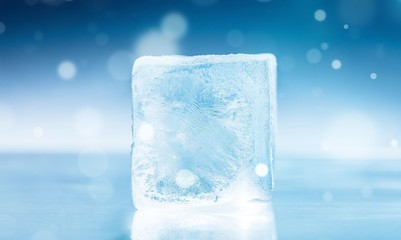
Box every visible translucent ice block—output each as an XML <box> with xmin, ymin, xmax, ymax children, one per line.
<box><xmin>132</xmin><ymin>54</ymin><xmax>276</xmax><ymax>210</ymax></box>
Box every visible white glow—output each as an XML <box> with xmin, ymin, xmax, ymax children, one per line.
<box><xmin>33</xmin><ymin>127</ymin><xmax>44</xmax><ymax>138</ymax></box>
<box><xmin>321</xmin><ymin>42</ymin><xmax>329</xmax><ymax>50</ymax></box>
<box><xmin>0</xmin><ymin>103</ymin><xmax>14</xmax><ymax>132</ymax></box>
<box><xmin>176</xmin><ymin>169</ymin><xmax>198</xmax><ymax>188</ymax></box>
<box><xmin>306</xmin><ymin>48</ymin><xmax>322</xmax><ymax>64</ymax></box>
<box><xmin>78</xmin><ymin>147</ymin><xmax>109</xmax><ymax>177</ymax></box>
<box><xmin>137</xmin><ymin>123</ymin><xmax>155</xmax><ymax>142</ymax></box>
<box><xmin>314</xmin><ymin>9</ymin><xmax>327</xmax><ymax>22</ymax></box>
<box><xmin>331</xmin><ymin>59</ymin><xmax>342</xmax><ymax>70</ymax></box>
<box><xmin>255</xmin><ymin>163</ymin><xmax>268</xmax><ymax>177</ymax></box>
<box><xmin>31</xmin><ymin>230</ymin><xmax>57</xmax><ymax>240</ymax></box>
<box><xmin>344</xmin><ymin>24</ymin><xmax>349</xmax><ymax>30</ymax></box>
<box><xmin>74</xmin><ymin>108</ymin><xmax>103</xmax><ymax>138</ymax></box>
<box><xmin>322</xmin><ymin>113</ymin><xmax>378</xmax><ymax>158</ymax></box>
<box><xmin>95</xmin><ymin>32</ymin><xmax>109</xmax><ymax>46</ymax></box>
<box><xmin>320</xmin><ymin>141</ymin><xmax>330</xmax><ymax>151</ymax></box>
<box><xmin>0</xmin><ymin>22</ymin><xmax>5</xmax><ymax>34</ymax></box>
<box><xmin>161</xmin><ymin>12</ymin><xmax>188</xmax><ymax>40</ymax></box>
<box><xmin>370</xmin><ymin>72</ymin><xmax>377</xmax><ymax>80</ymax></box>
<box><xmin>322</xmin><ymin>191</ymin><xmax>333</xmax><ymax>202</ymax></box>
<box><xmin>107</xmin><ymin>50</ymin><xmax>133</xmax><ymax>81</ymax></box>
<box><xmin>57</xmin><ymin>60</ymin><xmax>77</xmax><ymax>80</ymax></box>
<box><xmin>390</xmin><ymin>138</ymin><xmax>399</xmax><ymax>148</ymax></box>
<box><xmin>226</xmin><ymin>30</ymin><xmax>244</xmax><ymax>47</ymax></box>
<box><xmin>134</xmin><ymin>30</ymin><xmax>178</xmax><ymax>57</ymax></box>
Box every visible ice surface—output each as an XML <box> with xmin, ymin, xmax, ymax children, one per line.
<box><xmin>131</xmin><ymin>203</ymin><xmax>276</xmax><ymax>240</ymax></box>
<box><xmin>132</xmin><ymin>54</ymin><xmax>276</xmax><ymax>209</ymax></box>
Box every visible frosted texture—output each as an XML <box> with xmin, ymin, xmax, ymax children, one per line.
<box><xmin>132</xmin><ymin>54</ymin><xmax>276</xmax><ymax>209</ymax></box>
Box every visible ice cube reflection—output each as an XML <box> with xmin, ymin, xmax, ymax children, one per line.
<box><xmin>131</xmin><ymin>203</ymin><xmax>276</xmax><ymax>240</ymax></box>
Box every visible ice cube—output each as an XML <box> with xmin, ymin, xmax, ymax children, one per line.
<box><xmin>132</xmin><ymin>54</ymin><xmax>276</xmax><ymax>209</ymax></box>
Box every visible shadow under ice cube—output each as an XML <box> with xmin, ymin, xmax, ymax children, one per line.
<box><xmin>132</xmin><ymin>54</ymin><xmax>277</xmax><ymax>209</ymax></box>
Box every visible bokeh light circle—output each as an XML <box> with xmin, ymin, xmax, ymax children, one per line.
<box><xmin>314</xmin><ymin>9</ymin><xmax>327</xmax><ymax>22</ymax></box>
<box><xmin>107</xmin><ymin>50</ymin><xmax>133</xmax><ymax>81</ymax></box>
<box><xmin>57</xmin><ymin>60</ymin><xmax>77</xmax><ymax>80</ymax></box>
<box><xmin>370</xmin><ymin>72</ymin><xmax>377</xmax><ymax>80</ymax></box>
<box><xmin>306</xmin><ymin>48</ymin><xmax>322</xmax><ymax>64</ymax></box>
<box><xmin>331</xmin><ymin>59</ymin><xmax>342</xmax><ymax>70</ymax></box>
<box><xmin>321</xmin><ymin>42</ymin><xmax>329</xmax><ymax>50</ymax></box>
<box><xmin>255</xmin><ymin>163</ymin><xmax>268</xmax><ymax>177</ymax></box>
<box><xmin>78</xmin><ymin>147</ymin><xmax>109</xmax><ymax>178</ymax></box>
<box><xmin>134</xmin><ymin>30</ymin><xmax>178</xmax><ymax>57</ymax></box>
<box><xmin>161</xmin><ymin>12</ymin><xmax>188</xmax><ymax>40</ymax></box>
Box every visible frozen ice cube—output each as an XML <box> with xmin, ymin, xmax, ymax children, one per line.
<box><xmin>132</xmin><ymin>54</ymin><xmax>276</xmax><ymax>209</ymax></box>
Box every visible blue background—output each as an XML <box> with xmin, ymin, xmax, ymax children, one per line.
<box><xmin>1</xmin><ymin>0</ymin><xmax>401</xmax><ymax>239</ymax></box>
<box><xmin>1</xmin><ymin>0</ymin><xmax>401</xmax><ymax>156</ymax></box>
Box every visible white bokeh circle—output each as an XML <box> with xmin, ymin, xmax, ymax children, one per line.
<box><xmin>134</xmin><ymin>30</ymin><xmax>178</xmax><ymax>57</ymax></box>
<box><xmin>161</xmin><ymin>12</ymin><xmax>188</xmax><ymax>40</ymax></box>
<box><xmin>255</xmin><ymin>163</ymin><xmax>268</xmax><ymax>177</ymax></box>
<box><xmin>57</xmin><ymin>60</ymin><xmax>77</xmax><ymax>80</ymax></box>
<box><xmin>314</xmin><ymin>9</ymin><xmax>327</xmax><ymax>22</ymax></box>
<box><xmin>331</xmin><ymin>59</ymin><xmax>342</xmax><ymax>70</ymax></box>
<box><xmin>107</xmin><ymin>50</ymin><xmax>133</xmax><ymax>81</ymax></box>
<box><xmin>306</xmin><ymin>48</ymin><xmax>322</xmax><ymax>64</ymax></box>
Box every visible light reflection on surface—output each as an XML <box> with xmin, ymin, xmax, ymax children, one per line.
<box><xmin>131</xmin><ymin>203</ymin><xmax>276</xmax><ymax>240</ymax></box>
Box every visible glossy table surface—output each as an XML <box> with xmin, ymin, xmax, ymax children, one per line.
<box><xmin>1</xmin><ymin>153</ymin><xmax>400</xmax><ymax>239</ymax></box>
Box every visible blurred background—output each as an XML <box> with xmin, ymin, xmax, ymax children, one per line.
<box><xmin>1</xmin><ymin>0</ymin><xmax>401</xmax><ymax>239</ymax></box>
<box><xmin>1</xmin><ymin>0</ymin><xmax>401</xmax><ymax>158</ymax></box>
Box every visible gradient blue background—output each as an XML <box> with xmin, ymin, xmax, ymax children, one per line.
<box><xmin>1</xmin><ymin>0</ymin><xmax>401</xmax><ymax>239</ymax></box>
<box><xmin>1</xmin><ymin>0</ymin><xmax>401</xmax><ymax>156</ymax></box>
